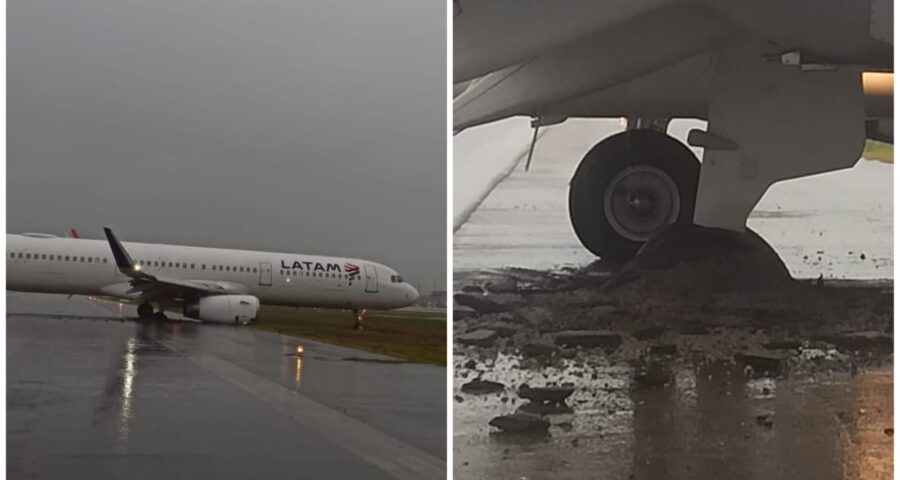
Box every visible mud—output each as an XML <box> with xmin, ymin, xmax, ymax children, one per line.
<box><xmin>453</xmin><ymin>252</ymin><xmax>892</xmax><ymax>480</ymax></box>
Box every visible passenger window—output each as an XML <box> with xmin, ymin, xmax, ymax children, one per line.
<box><xmin>8</xmin><ymin>253</ymin><xmax>13</xmax><ymax>259</ymax></box>
<box><xmin>17</xmin><ymin>253</ymin><xmax>23</xmax><ymax>258</ymax></box>
<box><xmin>202</xmin><ymin>265</ymin><xmax>206</xmax><ymax>270</ymax></box>
<box><xmin>253</xmin><ymin>268</ymin><xmax>257</xmax><ymax>273</ymax></box>
<box><xmin>26</xmin><ymin>254</ymin><xmax>31</xmax><ymax>259</ymax></box>
<box><xmin>87</xmin><ymin>257</ymin><xmax>92</xmax><ymax>263</ymax></box>
<box><xmin>103</xmin><ymin>258</ymin><xmax>108</xmax><ymax>263</ymax></box>
<box><xmin>191</xmin><ymin>264</ymin><xmax>195</xmax><ymax>269</ymax></box>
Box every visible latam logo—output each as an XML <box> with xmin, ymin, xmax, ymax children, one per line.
<box><xmin>280</xmin><ymin>260</ymin><xmax>343</xmax><ymax>272</ymax></box>
<box><xmin>344</xmin><ymin>263</ymin><xmax>360</xmax><ymax>280</ymax></box>
<box><xmin>345</xmin><ymin>263</ymin><xmax>361</xmax><ymax>285</ymax></box>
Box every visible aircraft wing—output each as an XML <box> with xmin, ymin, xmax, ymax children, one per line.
<box><xmin>453</xmin><ymin>0</ymin><xmax>892</xmax><ymax>131</ymax></box>
<box><xmin>103</xmin><ymin>227</ymin><xmax>244</xmax><ymax>301</ymax></box>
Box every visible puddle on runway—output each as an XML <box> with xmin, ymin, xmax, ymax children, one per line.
<box><xmin>454</xmin><ymin>354</ymin><xmax>892</xmax><ymax>480</ymax></box>
<box><xmin>452</xmin><ymin>262</ymin><xmax>892</xmax><ymax>480</ymax></box>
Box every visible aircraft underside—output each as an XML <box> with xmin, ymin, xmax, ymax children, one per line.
<box><xmin>453</xmin><ymin>0</ymin><xmax>892</xmax><ymax>261</ymax></box>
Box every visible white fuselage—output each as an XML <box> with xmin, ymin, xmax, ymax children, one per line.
<box><xmin>7</xmin><ymin>234</ymin><xmax>418</xmax><ymax>310</ymax></box>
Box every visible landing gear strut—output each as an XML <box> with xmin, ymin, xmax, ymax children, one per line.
<box><xmin>137</xmin><ymin>302</ymin><xmax>154</xmax><ymax>319</ymax></box>
<box><xmin>568</xmin><ymin>129</ymin><xmax>700</xmax><ymax>262</ymax></box>
<box><xmin>353</xmin><ymin>309</ymin><xmax>367</xmax><ymax>330</ymax></box>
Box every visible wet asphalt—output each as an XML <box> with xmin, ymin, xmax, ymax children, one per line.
<box><xmin>7</xmin><ymin>293</ymin><xmax>445</xmax><ymax>480</ymax></box>
<box><xmin>454</xmin><ymin>351</ymin><xmax>891</xmax><ymax>480</ymax></box>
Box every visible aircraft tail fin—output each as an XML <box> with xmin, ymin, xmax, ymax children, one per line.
<box><xmin>103</xmin><ymin>227</ymin><xmax>136</xmax><ymax>273</ymax></box>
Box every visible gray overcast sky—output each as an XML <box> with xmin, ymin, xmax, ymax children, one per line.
<box><xmin>9</xmin><ymin>0</ymin><xmax>447</xmax><ymax>292</ymax></box>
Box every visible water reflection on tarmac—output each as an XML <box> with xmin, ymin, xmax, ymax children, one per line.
<box><xmin>8</xmin><ymin>293</ymin><xmax>445</xmax><ymax>480</ymax></box>
<box><xmin>454</xmin><ymin>356</ymin><xmax>891</xmax><ymax>480</ymax></box>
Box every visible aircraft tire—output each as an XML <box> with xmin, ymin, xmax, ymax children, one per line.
<box><xmin>137</xmin><ymin>302</ymin><xmax>154</xmax><ymax>319</ymax></box>
<box><xmin>568</xmin><ymin>129</ymin><xmax>699</xmax><ymax>262</ymax></box>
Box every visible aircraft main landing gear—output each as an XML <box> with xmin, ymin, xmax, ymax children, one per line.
<box><xmin>137</xmin><ymin>302</ymin><xmax>154</xmax><ymax>319</ymax></box>
<box><xmin>568</xmin><ymin>129</ymin><xmax>700</xmax><ymax>262</ymax></box>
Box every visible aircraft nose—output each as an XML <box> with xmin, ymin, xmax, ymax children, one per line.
<box><xmin>405</xmin><ymin>284</ymin><xmax>419</xmax><ymax>303</ymax></box>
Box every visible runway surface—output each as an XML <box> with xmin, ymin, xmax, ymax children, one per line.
<box><xmin>7</xmin><ymin>293</ymin><xmax>445</xmax><ymax>480</ymax></box>
<box><xmin>454</xmin><ymin>118</ymin><xmax>892</xmax><ymax>279</ymax></box>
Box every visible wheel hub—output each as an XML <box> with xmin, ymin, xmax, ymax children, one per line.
<box><xmin>603</xmin><ymin>165</ymin><xmax>681</xmax><ymax>242</ymax></box>
<box><xmin>626</xmin><ymin>190</ymin><xmax>656</xmax><ymax>216</ymax></box>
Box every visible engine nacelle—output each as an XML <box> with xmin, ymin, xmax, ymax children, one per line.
<box><xmin>183</xmin><ymin>295</ymin><xmax>260</xmax><ymax>325</ymax></box>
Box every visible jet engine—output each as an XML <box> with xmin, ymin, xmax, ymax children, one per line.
<box><xmin>183</xmin><ymin>295</ymin><xmax>260</xmax><ymax>325</ymax></box>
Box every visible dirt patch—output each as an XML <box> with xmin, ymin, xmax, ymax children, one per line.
<box><xmin>454</xmin><ymin>227</ymin><xmax>892</xmax><ymax>415</ymax></box>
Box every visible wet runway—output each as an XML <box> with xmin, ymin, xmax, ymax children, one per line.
<box><xmin>8</xmin><ymin>293</ymin><xmax>445</xmax><ymax>480</ymax></box>
<box><xmin>455</xmin><ymin>355</ymin><xmax>891</xmax><ymax>480</ymax></box>
<box><xmin>452</xmin><ymin>269</ymin><xmax>893</xmax><ymax>480</ymax></box>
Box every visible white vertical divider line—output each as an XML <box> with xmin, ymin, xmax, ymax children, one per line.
<box><xmin>445</xmin><ymin>0</ymin><xmax>455</xmax><ymax>478</ymax></box>
<box><xmin>892</xmin><ymin>32</ymin><xmax>898</xmax><ymax>480</ymax></box>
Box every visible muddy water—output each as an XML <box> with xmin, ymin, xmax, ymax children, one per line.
<box><xmin>454</xmin><ymin>354</ymin><xmax>891</xmax><ymax>480</ymax></box>
<box><xmin>452</xmin><ymin>267</ymin><xmax>892</xmax><ymax>480</ymax></box>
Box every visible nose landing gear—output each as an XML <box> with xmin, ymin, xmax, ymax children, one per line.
<box><xmin>353</xmin><ymin>309</ymin><xmax>368</xmax><ymax>330</ymax></box>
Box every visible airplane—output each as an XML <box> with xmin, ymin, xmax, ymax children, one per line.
<box><xmin>454</xmin><ymin>0</ymin><xmax>892</xmax><ymax>261</ymax></box>
<box><xmin>7</xmin><ymin>228</ymin><xmax>419</xmax><ymax>328</ymax></box>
